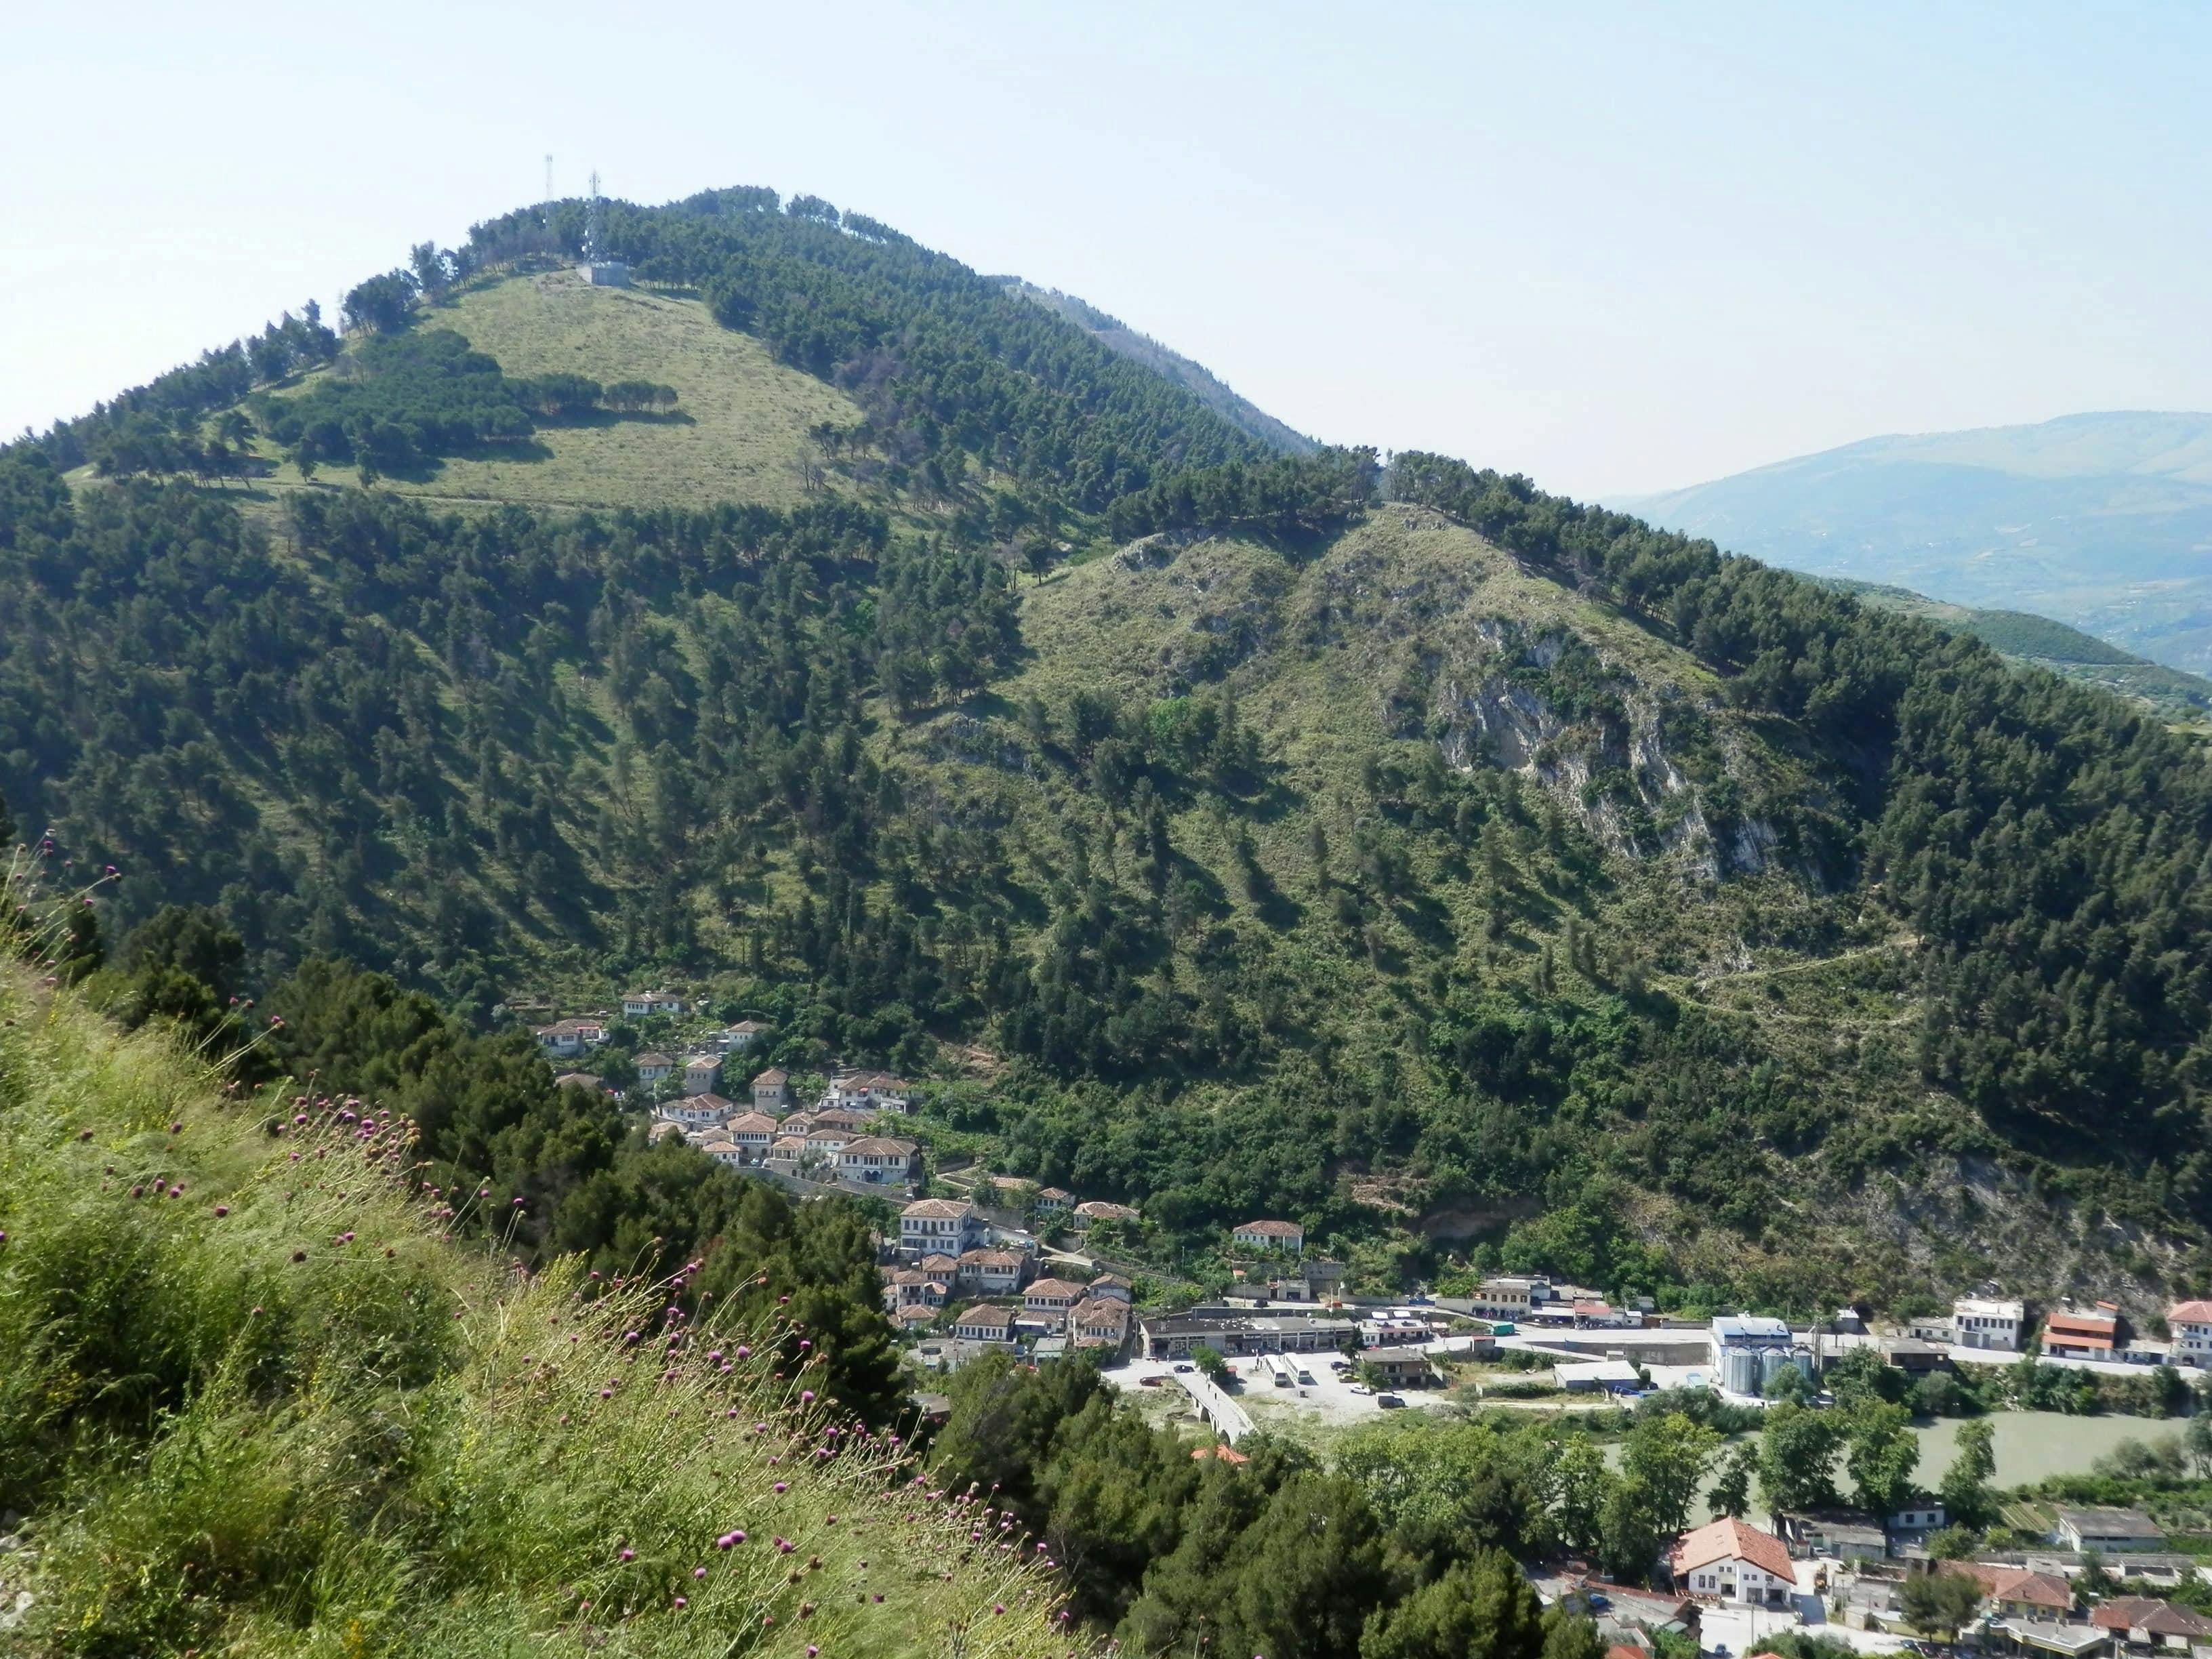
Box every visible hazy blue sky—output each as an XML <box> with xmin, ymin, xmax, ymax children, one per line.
<box><xmin>8</xmin><ymin>2</ymin><xmax>2209</xmax><ymax>497</ymax></box>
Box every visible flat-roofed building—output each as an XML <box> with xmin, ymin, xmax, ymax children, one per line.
<box><xmin>1954</xmin><ymin>1296</ymin><xmax>2025</xmax><ymax>1351</ymax></box>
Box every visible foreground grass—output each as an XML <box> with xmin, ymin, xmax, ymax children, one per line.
<box><xmin>0</xmin><ymin>970</ymin><xmax>1078</xmax><ymax>1657</ymax></box>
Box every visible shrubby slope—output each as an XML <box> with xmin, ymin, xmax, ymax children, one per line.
<box><xmin>0</xmin><ymin>966</ymin><xmax>1073</xmax><ymax>1657</ymax></box>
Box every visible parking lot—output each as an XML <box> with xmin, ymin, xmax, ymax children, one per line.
<box><xmin>1099</xmin><ymin>1352</ymin><xmax>1458</xmax><ymax>1434</ymax></box>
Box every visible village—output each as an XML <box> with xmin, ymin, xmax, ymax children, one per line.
<box><xmin>526</xmin><ymin>996</ymin><xmax>2212</xmax><ymax>1659</ymax></box>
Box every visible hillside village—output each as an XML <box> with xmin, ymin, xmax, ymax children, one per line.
<box><xmin>520</xmin><ymin>989</ymin><xmax>2212</xmax><ymax>1653</ymax></box>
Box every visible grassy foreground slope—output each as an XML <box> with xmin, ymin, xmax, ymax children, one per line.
<box><xmin>0</xmin><ymin>966</ymin><xmax>1072</xmax><ymax>1658</ymax></box>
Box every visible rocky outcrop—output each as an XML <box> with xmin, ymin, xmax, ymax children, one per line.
<box><xmin>1430</xmin><ymin>627</ymin><xmax>1779</xmax><ymax>877</ymax></box>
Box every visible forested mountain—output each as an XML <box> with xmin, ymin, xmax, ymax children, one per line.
<box><xmin>1615</xmin><ymin>411</ymin><xmax>2212</xmax><ymax>675</ymax></box>
<box><xmin>7</xmin><ymin>184</ymin><xmax>2212</xmax><ymax>1315</ymax></box>
<box><xmin>996</xmin><ymin>277</ymin><xmax>1319</xmax><ymax>457</ymax></box>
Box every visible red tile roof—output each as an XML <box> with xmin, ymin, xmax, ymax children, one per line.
<box><xmin>1672</xmin><ymin>1517</ymin><xmax>1794</xmax><ymax>1582</ymax></box>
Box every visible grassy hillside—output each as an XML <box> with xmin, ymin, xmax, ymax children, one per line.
<box><xmin>240</xmin><ymin>272</ymin><xmax>866</xmax><ymax>513</ymax></box>
<box><xmin>0</xmin><ymin>961</ymin><xmax>1073</xmax><ymax>1657</ymax></box>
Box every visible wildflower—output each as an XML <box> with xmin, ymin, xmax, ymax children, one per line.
<box><xmin>773</xmin><ymin>1481</ymin><xmax>787</xmax><ymax>1493</ymax></box>
<box><xmin>800</xmin><ymin>1390</ymin><xmax>815</xmax><ymax>1403</ymax></box>
<box><xmin>693</xmin><ymin>1566</ymin><xmax>706</xmax><ymax>1579</ymax></box>
<box><xmin>213</xmin><ymin>1205</ymin><xmax>229</xmax><ymax>1217</ymax></box>
<box><xmin>735</xmin><ymin>1345</ymin><xmax>751</xmax><ymax>1359</ymax></box>
<box><xmin>619</xmin><ymin>1548</ymin><xmax>635</xmax><ymax>1561</ymax></box>
<box><xmin>672</xmin><ymin>1596</ymin><xmax>687</xmax><ymax>1609</ymax></box>
<box><xmin>292</xmin><ymin>1250</ymin><xmax>307</xmax><ymax>1263</ymax></box>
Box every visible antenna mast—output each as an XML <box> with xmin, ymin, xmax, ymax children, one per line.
<box><xmin>544</xmin><ymin>154</ymin><xmax>554</xmax><ymax>204</ymax></box>
<box><xmin>573</xmin><ymin>169</ymin><xmax>630</xmax><ymax>287</ymax></box>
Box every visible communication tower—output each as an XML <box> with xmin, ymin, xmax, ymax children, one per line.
<box><xmin>575</xmin><ymin>169</ymin><xmax>631</xmax><ymax>287</ymax></box>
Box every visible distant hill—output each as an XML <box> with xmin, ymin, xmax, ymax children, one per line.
<box><xmin>1817</xmin><ymin>578</ymin><xmax>2212</xmax><ymax>723</ymax></box>
<box><xmin>1615</xmin><ymin>411</ymin><xmax>2212</xmax><ymax>675</ymax></box>
<box><xmin>996</xmin><ymin>278</ymin><xmax>1317</xmax><ymax>457</ymax></box>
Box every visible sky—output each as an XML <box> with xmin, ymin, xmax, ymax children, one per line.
<box><xmin>6</xmin><ymin>2</ymin><xmax>2211</xmax><ymax>498</ymax></box>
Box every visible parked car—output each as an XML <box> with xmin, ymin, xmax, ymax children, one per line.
<box><xmin>1172</xmin><ymin>1362</ymin><xmax>1194</xmax><ymax>1373</ymax></box>
<box><xmin>1349</xmin><ymin>1382</ymin><xmax>1372</xmax><ymax>1395</ymax></box>
<box><xmin>1376</xmin><ymin>1393</ymin><xmax>1406</xmax><ymax>1408</ymax></box>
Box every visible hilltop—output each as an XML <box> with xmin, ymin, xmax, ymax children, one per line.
<box><xmin>1616</xmin><ymin>411</ymin><xmax>2212</xmax><ymax>675</ymax></box>
<box><xmin>7</xmin><ymin>184</ymin><xmax>2212</xmax><ymax>1319</ymax></box>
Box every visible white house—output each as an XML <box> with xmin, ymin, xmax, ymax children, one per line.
<box><xmin>721</xmin><ymin>1020</ymin><xmax>771</xmax><ymax>1052</ymax></box>
<box><xmin>724</xmin><ymin>1111</ymin><xmax>780</xmax><ymax>1161</ymax></box>
<box><xmin>883</xmin><ymin>1267</ymin><xmax>947</xmax><ymax>1311</ymax></box>
<box><xmin>533</xmin><ymin>1018</ymin><xmax>607</xmax><ymax>1057</ymax></box>
<box><xmin>1069</xmin><ymin>1297</ymin><xmax>1131</xmax><ymax>1349</ymax></box>
<box><xmin>953</xmin><ymin>1305</ymin><xmax>1018</xmax><ymax>1344</ymax></box>
<box><xmin>956</xmin><ymin>1248</ymin><xmax>1028</xmax><ymax>1296</ymax></box>
<box><xmin>1087</xmin><ymin>1273</ymin><xmax>1132</xmax><ymax>1304</ymax></box>
<box><xmin>634</xmin><ymin>1051</ymin><xmax>676</xmax><ymax>1085</ymax></box>
<box><xmin>1671</xmin><ymin>1518</ymin><xmax>1797</xmax><ymax>1605</ymax></box>
<box><xmin>657</xmin><ymin>1093</ymin><xmax>734</xmax><ymax>1130</ymax></box>
<box><xmin>1034</xmin><ymin>1186</ymin><xmax>1073</xmax><ymax>1216</ymax></box>
<box><xmin>2167</xmin><ymin>1300</ymin><xmax>2212</xmax><ymax>1368</ymax></box>
<box><xmin>751</xmin><ymin>1069</ymin><xmax>792</xmax><ymax>1111</ymax></box>
<box><xmin>901</xmin><ymin>1198</ymin><xmax>984</xmax><ymax>1258</ymax></box>
<box><xmin>1023</xmin><ymin>1277</ymin><xmax>1086</xmax><ymax>1319</ymax></box>
<box><xmin>622</xmin><ymin>990</ymin><xmax>685</xmax><ymax>1019</ymax></box>
<box><xmin>810</xmin><ymin>1107</ymin><xmax>874</xmax><ymax>1135</ymax></box>
<box><xmin>679</xmin><ymin>1054</ymin><xmax>721</xmax><ymax>1096</ymax></box>
<box><xmin>824</xmin><ymin>1069</ymin><xmax>913</xmax><ymax>1113</ymax></box>
<box><xmin>837</xmin><ymin>1136</ymin><xmax>920</xmax><ymax>1185</ymax></box>
<box><xmin>694</xmin><ymin>1136</ymin><xmax>745</xmax><ymax>1168</ymax></box>
<box><xmin>1953</xmin><ymin>1296</ymin><xmax>2025</xmax><ymax>1352</ymax></box>
<box><xmin>1231</xmin><ymin>1219</ymin><xmax>1305</xmax><ymax>1255</ymax></box>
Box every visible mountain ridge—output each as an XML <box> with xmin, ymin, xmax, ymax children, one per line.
<box><xmin>995</xmin><ymin>277</ymin><xmax>1319</xmax><ymax>458</ymax></box>
<box><xmin>7</xmin><ymin>184</ymin><xmax>2212</xmax><ymax>1315</ymax></box>
<box><xmin>1613</xmin><ymin>409</ymin><xmax>2212</xmax><ymax>676</ymax></box>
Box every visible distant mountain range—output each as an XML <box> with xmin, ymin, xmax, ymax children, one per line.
<box><xmin>1614</xmin><ymin>411</ymin><xmax>2212</xmax><ymax>676</ymax></box>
